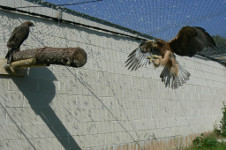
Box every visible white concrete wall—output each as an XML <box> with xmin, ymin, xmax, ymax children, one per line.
<box><xmin>0</xmin><ymin>0</ymin><xmax>226</xmax><ymax>149</ymax></box>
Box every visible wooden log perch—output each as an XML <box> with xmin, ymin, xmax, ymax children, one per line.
<box><xmin>0</xmin><ymin>58</ymin><xmax>25</xmax><ymax>76</ymax></box>
<box><xmin>1</xmin><ymin>47</ymin><xmax>87</xmax><ymax>76</ymax></box>
<box><xmin>10</xmin><ymin>47</ymin><xmax>87</xmax><ymax>68</ymax></box>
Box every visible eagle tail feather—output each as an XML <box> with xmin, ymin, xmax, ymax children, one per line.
<box><xmin>5</xmin><ymin>50</ymin><xmax>13</xmax><ymax>64</ymax></box>
<box><xmin>5</xmin><ymin>51</ymin><xmax>10</xmax><ymax>59</ymax></box>
<box><xmin>5</xmin><ymin>48</ymin><xmax>19</xmax><ymax>64</ymax></box>
<box><xmin>160</xmin><ymin>64</ymin><xmax>190</xmax><ymax>89</ymax></box>
<box><xmin>160</xmin><ymin>66</ymin><xmax>168</xmax><ymax>84</ymax></box>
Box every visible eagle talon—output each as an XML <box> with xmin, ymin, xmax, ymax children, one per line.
<box><xmin>147</xmin><ymin>56</ymin><xmax>154</xmax><ymax>62</ymax></box>
<box><xmin>151</xmin><ymin>55</ymin><xmax>160</xmax><ymax>59</ymax></box>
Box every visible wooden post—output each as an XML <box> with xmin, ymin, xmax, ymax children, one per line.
<box><xmin>0</xmin><ymin>47</ymin><xmax>87</xmax><ymax>76</ymax></box>
<box><xmin>11</xmin><ymin>47</ymin><xmax>87</xmax><ymax>67</ymax></box>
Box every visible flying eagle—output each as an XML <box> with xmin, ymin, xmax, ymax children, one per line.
<box><xmin>5</xmin><ymin>21</ymin><xmax>34</xmax><ymax>64</ymax></box>
<box><xmin>125</xmin><ymin>26</ymin><xmax>216</xmax><ymax>88</ymax></box>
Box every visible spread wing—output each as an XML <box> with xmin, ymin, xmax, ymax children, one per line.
<box><xmin>169</xmin><ymin>26</ymin><xmax>216</xmax><ymax>57</ymax></box>
<box><xmin>125</xmin><ymin>47</ymin><xmax>152</xmax><ymax>71</ymax></box>
<box><xmin>7</xmin><ymin>25</ymin><xmax>30</xmax><ymax>49</ymax></box>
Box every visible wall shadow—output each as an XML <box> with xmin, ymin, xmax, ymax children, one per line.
<box><xmin>12</xmin><ymin>67</ymin><xmax>81</xmax><ymax>150</ymax></box>
<box><xmin>66</xmin><ymin>67</ymin><xmax>145</xmax><ymax>148</ymax></box>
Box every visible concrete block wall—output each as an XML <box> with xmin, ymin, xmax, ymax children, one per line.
<box><xmin>0</xmin><ymin>1</ymin><xmax>226</xmax><ymax>149</ymax></box>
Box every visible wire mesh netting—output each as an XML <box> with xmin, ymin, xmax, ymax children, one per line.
<box><xmin>1</xmin><ymin>0</ymin><xmax>226</xmax><ymax>64</ymax></box>
<box><xmin>0</xmin><ymin>1</ymin><xmax>226</xmax><ymax>149</ymax></box>
<box><xmin>41</xmin><ymin>0</ymin><xmax>225</xmax><ymax>40</ymax></box>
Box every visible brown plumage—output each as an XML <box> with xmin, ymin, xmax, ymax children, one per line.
<box><xmin>5</xmin><ymin>21</ymin><xmax>34</xmax><ymax>64</ymax></box>
<box><xmin>125</xmin><ymin>26</ymin><xmax>216</xmax><ymax>88</ymax></box>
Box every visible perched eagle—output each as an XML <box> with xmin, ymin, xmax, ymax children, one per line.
<box><xmin>5</xmin><ymin>21</ymin><xmax>34</xmax><ymax>64</ymax></box>
<box><xmin>125</xmin><ymin>26</ymin><xmax>216</xmax><ymax>88</ymax></box>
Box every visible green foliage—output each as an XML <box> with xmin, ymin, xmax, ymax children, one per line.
<box><xmin>215</xmin><ymin>105</ymin><xmax>226</xmax><ymax>137</ymax></box>
<box><xmin>212</xmin><ymin>35</ymin><xmax>226</xmax><ymax>52</ymax></box>
<box><xmin>186</xmin><ymin>142</ymin><xmax>226</xmax><ymax>150</ymax></box>
<box><xmin>192</xmin><ymin>133</ymin><xmax>218</xmax><ymax>149</ymax></box>
<box><xmin>220</xmin><ymin>106</ymin><xmax>226</xmax><ymax>137</ymax></box>
<box><xmin>186</xmin><ymin>106</ymin><xmax>226</xmax><ymax>150</ymax></box>
<box><xmin>214</xmin><ymin>128</ymin><xmax>221</xmax><ymax>137</ymax></box>
<box><xmin>192</xmin><ymin>134</ymin><xmax>203</xmax><ymax>148</ymax></box>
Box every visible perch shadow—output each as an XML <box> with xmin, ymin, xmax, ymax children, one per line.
<box><xmin>12</xmin><ymin>67</ymin><xmax>81</xmax><ymax>150</ymax></box>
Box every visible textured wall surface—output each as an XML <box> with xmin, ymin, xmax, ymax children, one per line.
<box><xmin>0</xmin><ymin>1</ymin><xmax>226</xmax><ymax>150</ymax></box>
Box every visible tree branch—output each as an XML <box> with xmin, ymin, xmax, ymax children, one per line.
<box><xmin>10</xmin><ymin>47</ymin><xmax>87</xmax><ymax>68</ymax></box>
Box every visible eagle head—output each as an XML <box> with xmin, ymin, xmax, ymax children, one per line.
<box><xmin>139</xmin><ymin>39</ymin><xmax>161</xmax><ymax>55</ymax></box>
<box><xmin>24</xmin><ymin>21</ymin><xmax>35</xmax><ymax>27</ymax></box>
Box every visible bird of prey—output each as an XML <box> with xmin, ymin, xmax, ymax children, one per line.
<box><xmin>125</xmin><ymin>26</ymin><xmax>216</xmax><ymax>88</ymax></box>
<box><xmin>5</xmin><ymin>21</ymin><xmax>34</xmax><ymax>64</ymax></box>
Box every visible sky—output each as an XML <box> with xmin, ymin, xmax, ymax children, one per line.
<box><xmin>41</xmin><ymin>0</ymin><xmax>225</xmax><ymax>41</ymax></box>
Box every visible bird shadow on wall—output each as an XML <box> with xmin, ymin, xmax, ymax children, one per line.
<box><xmin>12</xmin><ymin>67</ymin><xmax>81</xmax><ymax>150</ymax></box>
